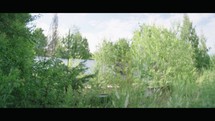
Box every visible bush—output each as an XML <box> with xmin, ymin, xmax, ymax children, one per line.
<box><xmin>25</xmin><ymin>58</ymin><xmax>94</xmax><ymax>107</ymax></box>
<box><xmin>130</xmin><ymin>24</ymin><xmax>197</xmax><ymax>93</ymax></box>
<box><xmin>193</xmin><ymin>69</ymin><xmax>215</xmax><ymax>107</ymax></box>
<box><xmin>0</xmin><ymin>69</ymin><xmax>24</xmax><ymax>107</ymax></box>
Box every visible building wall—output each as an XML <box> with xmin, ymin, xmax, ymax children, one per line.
<box><xmin>35</xmin><ymin>56</ymin><xmax>96</xmax><ymax>74</ymax></box>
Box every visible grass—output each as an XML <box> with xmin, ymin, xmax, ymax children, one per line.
<box><xmin>60</xmin><ymin>67</ymin><xmax>215</xmax><ymax>108</ymax></box>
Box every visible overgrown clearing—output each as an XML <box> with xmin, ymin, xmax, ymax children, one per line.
<box><xmin>0</xmin><ymin>13</ymin><xmax>215</xmax><ymax>108</ymax></box>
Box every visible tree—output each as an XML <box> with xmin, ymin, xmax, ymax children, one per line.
<box><xmin>56</xmin><ymin>28</ymin><xmax>92</xmax><ymax>60</ymax></box>
<box><xmin>93</xmin><ymin>38</ymin><xmax>131</xmax><ymax>87</ymax></box>
<box><xmin>197</xmin><ymin>34</ymin><xmax>210</xmax><ymax>69</ymax></box>
<box><xmin>112</xmin><ymin>39</ymin><xmax>130</xmax><ymax>75</ymax></box>
<box><xmin>131</xmin><ymin>24</ymin><xmax>196</xmax><ymax>90</ymax></box>
<box><xmin>32</xmin><ymin>28</ymin><xmax>47</xmax><ymax>56</ymax></box>
<box><xmin>180</xmin><ymin>14</ymin><xmax>210</xmax><ymax>70</ymax></box>
<box><xmin>0</xmin><ymin>13</ymin><xmax>35</xmax><ymax>78</ymax></box>
<box><xmin>81</xmin><ymin>37</ymin><xmax>91</xmax><ymax>59</ymax></box>
<box><xmin>0</xmin><ymin>13</ymin><xmax>36</xmax><ymax>107</ymax></box>
<box><xmin>47</xmin><ymin>14</ymin><xmax>59</xmax><ymax>57</ymax></box>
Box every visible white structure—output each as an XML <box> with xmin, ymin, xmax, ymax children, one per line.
<box><xmin>35</xmin><ymin>56</ymin><xmax>96</xmax><ymax>74</ymax></box>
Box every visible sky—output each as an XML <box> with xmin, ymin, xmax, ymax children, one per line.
<box><xmin>31</xmin><ymin>13</ymin><xmax>215</xmax><ymax>55</ymax></box>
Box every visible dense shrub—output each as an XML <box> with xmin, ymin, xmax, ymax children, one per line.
<box><xmin>24</xmin><ymin>58</ymin><xmax>94</xmax><ymax>107</ymax></box>
<box><xmin>131</xmin><ymin>24</ymin><xmax>197</xmax><ymax>92</ymax></box>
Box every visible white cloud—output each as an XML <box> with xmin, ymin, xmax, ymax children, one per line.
<box><xmin>188</xmin><ymin>13</ymin><xmax>212</xmax><ymax>25</ymax></box>
<box><xmin>32</xmin><ymin>13</ymin><xmax>215</xmax><ymax>55</ymax></box>
<box><xmin>83</xmin><ymin>18</ymin><xmax>140</xmax><ymax>53</ymax></box>
<box><xmin>199</xmin><ymin>17</ymin><xmax>215</xmax><ymax>55</ymax></box>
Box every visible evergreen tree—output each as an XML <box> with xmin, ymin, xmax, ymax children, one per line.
<box><xmin>180</xmin><ymin>14</ymin><xmax>210</xmax><ymax>70</ymax></box>
<box><xmin>0</xmin><ymin>13</ymin><xmax>35</xmax><ymax>78</ymax></box>
<box><xmin>56</xmin><ymin>28</ymin><xmax>91</xmax><ymax>60</ymax></box>
<box><xmin>32</xmin><ymin>28</ymin><xmax>47</xmax><ymax>56</ymax></box>
<box><xmin>0</xmin><ymin>13</ymin><xmax>35</xmax><ymax>107</ymax></box>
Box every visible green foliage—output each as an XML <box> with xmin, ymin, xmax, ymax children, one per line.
<box><xmin>0</xmin><ymin>13</ymin><xmax>35</xmax><ymax>78</ymax></box>
<box><xmin>1</xmin><ymin>13</ymin><xmax>215</xmax><ymax>108</ymax></box>
<box><xmin>0</xmin><ymin>69</ymin><xmax>25</xmax><ymax>107</ymax></box>
<box><xmin>197</xmin><ymin>69</ymin><xmax>215</xmax><ymax>107</ymax></box>
<box><xmin>0</xmin><ymin>13</ymin><xmax>35</xmax><ymax>107</ymax></box>
<box><xmin>209</xmin><ymin>55</ymin><xmax>215</xmax><ymax>69</ymax></box>
<box><xmin>32</xmin><ymin>28</ymin><xmax>47</xmax><ymax>56</ymax></box>
<box><xmin>131</xmin><ymin>24</ymin><xmax>196</xmax><ymax>90</ymax></box>
<box><xmin>197</xmin><ymin>34</ymin><xmax>210</xmax><ymax>69</ymax></box>
<box><xmin>25</xmin><ymin>58</ymin><xmax>94</xmax><ymax>107</ymax></box>
<box><xmin>94</xmin><ymin>39</ymin><xmax>131</xmax><ymax>86</ymax></box>
<box><xmin>0</xmin><ymin>13</ymin><xmax>95</xmax><ymax>107</ymax></box>
<box><xmin>56</xmin><ymin>29</ymin><xmax>92</xmax><ymax>59</ymax></box>
<box><xmin>28</xmin><ymin>58</ymin><xmax>68</xmax><ymax>107</ymax></box>
<box><xmin>112</xmin><ymin>39</ymin><xmax>130</xmax><ymax>75</ymax></box>
<box><xmin>180</xmin><ymin>14</ymin><xmax>197</xmax><ymax>46</ymax></box>
<box><xmin>180</xmin><ymin>14</ymin><xmax>210</xmax><ymax>70</ymax></box>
